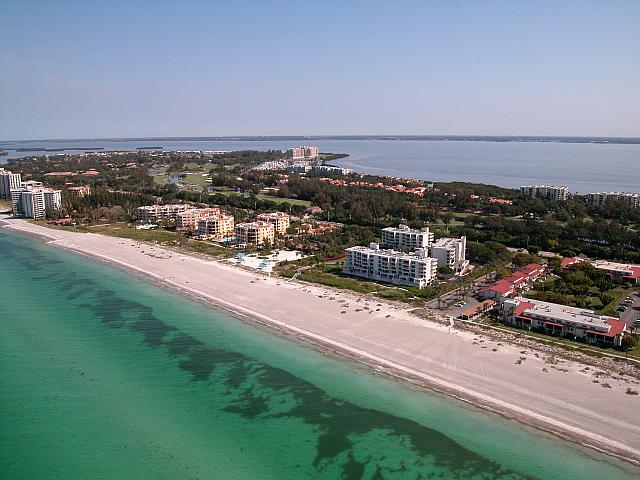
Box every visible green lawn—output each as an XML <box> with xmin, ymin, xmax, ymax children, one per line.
<box><xmin>152</xmin><ymin>175</ymin><xmax>168</xmax><ymax>185</ymax></box>
<box><xmin>210</xmin><ymin>188</ymin><xmax>312</xmax><ymax>207</ymax></box>
<box><xmin>182</xmin><ymin>173</ymin><xmax>210</xmax><ymax>186</ymax></box>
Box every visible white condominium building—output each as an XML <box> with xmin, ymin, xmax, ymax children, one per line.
<box><xmin>312</xmin><ymin>165</ymin><xmax>352</xmax><ymax>176</ymax></box>
<box><xmin>256</xmin><ymin>212</ymin><xmax>290</xmax><ymax>235</ymax></box>
<box><xmin>430</xmin><ymin>236</ymin><xmax>468</xmax><ymax>272</ymax></box>
<box><xmin>343</xmin><ymin>243</ymin><xmax>438</xmax><ymax>289</ymax></box>
<box><xmin>235</xmin><ymin>221</ymin><xmax>275</xmax><ymax>246</ymax></box>
<box><xmin>520</xmin><ymin>185</ymin><xmax>569</xmax><ymax>201</ymax></box>
<box><xmin>586</xmin><ymin>192</ymin><xmax>639</xmax><ymax>208</ymax></box>
<box><xmin>10</xmin><ymin>184</ymin><xmax>62</xmax><ymax>219</ymax></box>
<box><xmin>380</xmin><ymin>224</ymin><xmax>434</xmax><ymax>251</ymax></box>
<box><xmin>176</xmin><ymin>207</ymin><xmax>221</xmax><ymax>230</ymax></box>
<box><xmin>136</xmin><ymin>204</ymin><xmax>193</xmax><ymax>223</ymax></box>
<box><xmin>195</xmin><ymin>213</ymin><xmax>235</xmax><ymax>240</ymax></box>
<box><xmin>0</xmin><ymin>168</ymin><xmax>22</xmax><ymax>199</ymax></box>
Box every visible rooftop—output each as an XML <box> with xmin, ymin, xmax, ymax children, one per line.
<box><xmin>518</xmin><ymin>297</ymin><xmax>621</xmax><ymax>334</ymax></box>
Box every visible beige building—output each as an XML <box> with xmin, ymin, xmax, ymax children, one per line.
<box><xmin>136</xmin><ymin>204</ymin><xmax>193</xmax><ymax>223</ymax></box>
<box><xmin>235</xmin><ymin>221</ymin><xmax>275</xmax><ymax>246</ymax></box>
<box><xmin>256</xmin><ymin>212</ymin><xmax>290</xmax><ymax>235</ymax></box>
<box><xmin>67</xmin><ymin>185</ymin><xmax>92</xmax><ymax>197</ymax></box>
<box><xmin>176</xmin><ymin>207</ymin><xmax>221</xmax><ymax>231</ymax></box>
<box><xmin>195</xmin><ymin>213</ymin><xmax>235</xmax><ymax>240</ymax></box>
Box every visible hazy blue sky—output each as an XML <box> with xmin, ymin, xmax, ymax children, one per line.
<box><xmin>1</xmin><ymin>0</ymin><xmax>639</xmax><ymax>140</ymax></box>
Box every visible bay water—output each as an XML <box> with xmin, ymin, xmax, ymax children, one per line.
<box><xmin>1</xmin><ymin>139</ymin><xmax>639</xmax><ymax>193</ymax></box>
<box><xmin>0</xmin><ymin>228</ymin><xmax>638</xmax><ymax>479</ymax></box>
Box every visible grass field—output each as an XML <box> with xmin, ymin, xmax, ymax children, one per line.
<box><xmin>210</xmin><ymin>188</ymin><xmax>312</xmax><ymax>207</ymax></box>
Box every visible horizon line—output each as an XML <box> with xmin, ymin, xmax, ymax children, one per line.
<box><xmin>2</xmin><ymin>134</ymin><xmax>640</xmax><ymax>144</ymax></box>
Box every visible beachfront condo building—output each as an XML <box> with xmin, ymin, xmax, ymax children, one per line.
<box><xmin>503</xmin><ymin>297</ymin><xmax>627</xmax><ymax>347</ymax></box>
<box><xmin>235</xmin><ymin>221</ymin><xmax>275</xmax><ymax>246</ymax></box>
<box><xmin>0</xmin><ymin>168</ymin><xmax>22</xmax><ymax>199</ymax></box>
<box><xmin>430</xmin><ymin>236</ymin><xmax>469</xmax><ymax>272</ymax></box>
<box><xmin>343</xmin><ymin>243</ymin><xmax>438</xmax><ymax>289</ymax></box>
<box><xmin>520</xmin><ymin>185</ymin><xmax>569</xmax><ymax>201</ymax></box>
<box><xmin>176</xmin><ymin>207</ymin><xmax>221</xmax><ymax>231</ymax></box>
<box><xmin>10</xmin><ymin>183</ymin><xmax>62</xmax><ymax>219</ymax></box>
<box><xmin>256</xmin><ymin>212</ymin><xmax>290</xmax><ymax>235</ymax></box>
<box><xmin>286</xmin><ymin>146</ymin><xmax>319</xmax><ymax>160</ymax></box>
<box><xmin>136</xmin><ymin>204</ymin><xmax>193</xmax><ymax>223</ymax></box>
<box><xmin>195</xmin><ymin>213</ymin><xmax>235</xmax><ymax>240</ymax></box>
<box><xmin>380</xmin><ymin>224</ymin><xmax>434</xmax><ymax>251</ymax></box>
<box><xmin>586</xmin><ymin>192</ymin><xmax>639</xmax><ymax>208</ymax></box>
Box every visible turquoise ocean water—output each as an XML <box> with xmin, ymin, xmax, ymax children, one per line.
<box><xmin>1</xmin><ymin>228</ymin><xmax>638</xmax><ymax>479</ymax></box>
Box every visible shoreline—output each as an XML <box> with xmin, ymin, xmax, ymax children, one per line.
<box><xmin>2</xmin><ymin>218</ymin><xmax>639</xmax><ymax>466</ymax></box>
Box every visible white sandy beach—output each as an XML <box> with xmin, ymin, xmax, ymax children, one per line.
<box><xmin>3</xmin><ymin>218</ymin><xmax>639</xmax><ymax>464</ymax></box>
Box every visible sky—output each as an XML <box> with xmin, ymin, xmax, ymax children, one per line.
<box><xmin>1</xmin><ymin>0</ymin><xmax>639</xmax><ymax>140</ymax></box>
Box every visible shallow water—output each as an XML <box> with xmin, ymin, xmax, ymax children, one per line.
<box><xmin>1</xmin><ymin>229</ymin><xmax>638</xmax><ymax>479</ymax></box>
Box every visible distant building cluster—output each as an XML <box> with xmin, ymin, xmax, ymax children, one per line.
<box><xmin>285</xmin><ymin>146</ymin><xmax>319</xmax><ymax>160</ymax></box>
<box><xmin>586</xmin><ymin>192</ymin><xmax>639</xmax><ymax>209</ymax></box>
<box><xmin>136</xmin><ymin>204</ymin><xmax>290</xmax><ymax>246</ymax></box>
<box><xmin>520</xmin><ymin>185</ymin><xmax>569</xmax><ymax>202</ymax></box>
<box><xmin>343</xmin><ymin>224</ymin><xmax>468</xmax><ymax>288</ymax></box>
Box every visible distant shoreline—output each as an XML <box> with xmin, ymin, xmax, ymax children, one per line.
<box><xmin>2</xmin><ymin>135</ymin><xmax>640</xmax><ymax>145</ymax></box>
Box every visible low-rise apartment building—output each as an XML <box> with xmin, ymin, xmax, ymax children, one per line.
<box><xmin>312</xmin><ymin>165</ymin><xmax>351</xmax><ymax>176</ymax></box>
<box><xmin>430</xmin><ymin>236</ymin><xmax>468</xmax><ymax>272</ymax></box>
<box><xmin>503</xmin><ymin>297</ymin><xmax>627</xmax><ymax>346</ymax></box>
<box><xmin>195</xmin><ymin>213</ymin><xmax>235</xmax><ymax>240</ymax></box>
<box><xmin>176</xmin><ymin>207</ymin><xmax>221</xmax><ymax>231</ymax></box>
<box><xmin>136</xmin><ymin>204</ymin><xmax>193</xmax><ymax>223</ymax></box>
<box><xmin>235</xmin><ymin>221</ymin><xmax>275</xmax><ymax>246</ymax></box>
<box><xmin>478</xmin><ymin>264</ymin><xmax>546</xmax><ymax>302</ymax></box>
<box><xmin>591</xmin><ymin>260</ymin><xmax>640</xmax><ymax>285</ymax></box>
<box><xmin>380</xmin><ymin>224</ymin><xmax>434</xmax><ymax>251</ymax></box>
<box><xmin>586</xmin><ymin>192</ymin><xmax>639</xmax><ymax>208</ymax></box>
<box><xmin>0</xmin><ymin>168</ymin><xmax>22</xmax><ymax>199</ymax></box>
<box><xmin>343</xmin><ymin>243</ymin><xmax>438</xmax><ymax>289</ymax></box>
<box><xmin>520</xmin><ymin>185</ymin><xmax>569</xmax><ymax>201</ymax></box>
<box><xmin>256</xmin><ymin>212</ymin><xmax>290</xmax><ymax>235</ymax></box>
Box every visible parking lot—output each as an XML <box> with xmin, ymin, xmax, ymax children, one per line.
<box><xmin>617</xmin><ymin>290</ymin><xmax>640</xmax><ymax>329</ymax></box>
